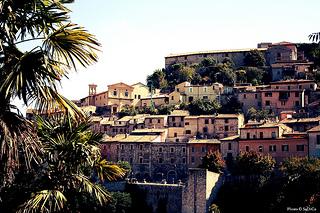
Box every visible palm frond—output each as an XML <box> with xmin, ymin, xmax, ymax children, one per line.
<box><xmin>73</xmin><ymin>174</ymin><xmax>110</xmax><ymax>205</ymax></box>
<box><xmin>17</xmin><ymin>190</ymin><xmax>67</xmax><ymax>213</ymax></box>
<box><xmin>309</xmin><ymin>32</ymin><xmax>320</xmax><ymax>43</ymax></box>
<box><xmin>95</xmin><ymin>159</ymin><xmax>126</xmax><ymax>182</ymax></box>
<box><xmin>43</xmin><ymin>23</ymin><xmax>101</xmax><ymax>70</ymax></box>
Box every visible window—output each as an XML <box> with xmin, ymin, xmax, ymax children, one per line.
<box><xmin>203</xmin><ymin>54</ymin><xmax>207</xmax><ymax>58</ymax></box>
<box><xmin>171</xmin><ymin>158</ymin><xmax>175</xmax><ymax>164</ymax></box>
<box><xmin>265</xmin><ymin>100</ymin><xmax>271</xmax><ymax>106</ymax></box>
<box><xmin>175</xmin><ymin>138</ymin><xmax>180</xmax><ymax>142</ymax></box>
<box><xmin>203</xmin><ymin>87</ymin><xmax>207</xmax><ymax>92</ymax></box>
<box><xmin>225</xmin><ymin>126</ymin><xmax>229</xmax><ymax>131</ymax></box>
<box><xmin>174</xmin><ymin>133</ymin><xmax>177</xmax><ymax>137</ymax></box>
<box><xmin>243</xmin><ymin>94</ymin><xmax>247</xmax><ymax>99</ymax></box>
<box><xmin>184</xmin><ymin>56</ymin><xmax>187</xmax><ymax>60</ymax></box>
<box><xmin>159</xmin><ymin>158</ymin><xmax>163</xmax><ymax>163</ymax></box>
<box><xmin>282</xmin><ymin>145</ymin><xmax>289</xmax><ymax>152</ymax></box>
<box><xmin>255</xmin><ymin>94</ymin><xmax>258</xmax><ymax>99</ymax></box>
<box><xmin>182</xmin><ymin>147</ymin><xmax>186</xmax><ymax>153</ymax></box>
<box><xmin>158</xmin><ymin>119</ymin><xmax>161</xmax><ymax>123</ymax></box>
<box><xmin>317</xmin><ymin>135</ymin><xmax>320</xmax><ymax>145</ymax></box>
<box><xmin>130</xmin><ymin>145</ymin><xmax>133</xmax><ymax>150</ymax></box>
<box><xmin>125</xmin><ymin>90</ymin><xmax>129</xmax><ymax>97</ymax></box>
<box><xmin>269</xmin><ymin>145</ymin><xmax>276</xmax><ymax>152</ymax></box>
<box><xmin>171</xmin><ymin>96</ymin><xmax>174</xmax><ymax>100</ymax></box>
<box><xmin>295</xmin><ymin>101</ymin><xmax>300</xmax><ymax>107</ymax></box>
<box><xmin>189</xmin><ymin>88</ymin><xmax>193</xmax><ymax>93</ymax></box>
<box><xmin>185</xmin><ymin>122</ymin><xmax>189</xmax><ymax>125</ymax></box>
<box><xmin>159</xmin><ymin>147</ymin><xmax>163</xmax><ymax>152</ymax></box>
<box><xmin>139</xmin><ymin>144</ymin><xmax>143</xmax><ymax>150</ymax></box>
<box><xmin>253</xmin><ymin>134</ymin><xmax>256</xmax><ymax>139</ymax></box>
<box><xmin>288</xmin><ymin>86</ymin><xmax>291</xmax><ymax>90</ymax></box>
<box><xmin>188</xmin><ymin>96</ymin><xmax>194</xmax><ymax>102</ymax></box>
<box><xmin>139</xmin><ymin>157</ymin><xmax>143</xmax><ymax>164</ymax></box>
<box><xmin>265</xmin><ymin>92</ymin><xmax>272</xmax><ymax>97</ymax></box>
<box><xmin>295</xmin><ymin>92</ymin><xmax>299</xmax><ymax>97</ymax></box>
<box><xmin>258</xmin><ymin>146</ymin><xmax>263</xmax><ymax>152</ymax></box>
<box><xmin>135</xmin><ymin>94</ymin><xmax>137</xmax><ymax>99</ymax></box>
<box><xmin>245</xmin><ymin>146</ymin><xmax>249</xmax><ymax>152</ymax></box>
<box><xmin>225</xmin><ymin>119</ymin><xmax>229</xmax><ymax>123</ymax></box>
<box><xmin>203</xmin><ymin>96</ymin><xmax>208</xmax><ymax>100</ymax></box>
<box><xmin>177</xmin><ymin>88</ymin><xmax>180</xmax><ymax>92</ymax></box>
<box><xmin>191</xmin><ymin>156</ymin><xmax>195</xmax><ymax>163</ymax></box>
<box><xmin>186</xmin><ymin>130</ymin><xmax>191</xmax><ymax>134</ymax></box>
<box><xmin>170</xmin><ymin>147</ymin><xmax>174</xmax><ymax>153</ymax></box>
<box><xmin>182</xmin><ymin>158</ymin><xmax>186</xmax><ymax>164</ymax></box>
<box><xmin>191</xmin><ymin>147</ymin><xmax>195</xmax><ymax>153</ymax></box>
<box><xmin>247</xmin><ymin>132</ymin><xmax>250</xmax><ymax>139</ymax></box>
<box><xmin>113</xmin><ymin>90</ymin><xmax>117</xmax><ymax>96</ymax></box>
<box><xmin>138</xmin><ymin>95</ymin><xmax>141</xmax><ymax>99</ymax></box>
<box><xmin>121</xmin><ymin>145</ymin><xmax>124</xmax><ymax>150</ymax></box>
<box><xmin>296</xmin><ymin>145</ymin><xmax>304</xmax><ymax>151</ymax></box>
<box><xmin>201</xmin><ymin>147</ymin><xmax>206</xmax><ymax>152</ymax></box>
<box><xmin>203</xmin><ymin>127</ymin><xmax>208</xmax><ymax>133</ymax></box>
<box><xmin>205</xmin><ymin>119</ymin><xmax>209</xmax><ymax>124</ymax></box>
<box><xmin>271</xmin><ymin>132</ymin><xmax>276</xmax><ymax>139</ymax></box>
<box><xmin>129</xmin><ymin>158</ymin><xmax>133</xmax><ymax>163</ymax></box>
<box><xmin>260</xmin><ymin>132</ymin><xmax>263</xmax><ymax>139</ymax></box>
<box><xmin>121</xmin><ymin>157</ymin><xmax>124</xmax><ymax>161</ymax></box>
<box><xmin>299</xmin><ymin>85</ymin><xmax>302</xmax><ymax>89</ymax></box>
<box><xmin>228</xmin><ymin>143</ymin><xmax>232</xmax><ymax>150</ymax></box>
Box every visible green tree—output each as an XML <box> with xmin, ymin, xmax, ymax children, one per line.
<box><xmin>180</xmin><ymin>66</ymin><xmax>196</xmax><ymax>82</ymax></box>
<box><xmin>232</xmin><ymin>151</ymin><xmax>275</xmax><ymax>176</ymax></box>
<box><xmin>0</xmin><ymin>0</ymin><xmax>100</xmax><ymax>188</ymax></box>
<box><xmin>243</xmin><ymin>49</ymin><xmax>266</xmax><ymax>67</ymax></box>
<box><xmin>118</xmin><ymin>105</ymin><xmax>137</xmax><ymax>118</ymax></box>
<box><xmin>200</xmin><ymin>151</ymin><xmax>225</xmax><ymax>173</ymax></box>
<box><xmin>14</xmin><ymin>115</ymin><xmax>125</xmax><ymax>212</ymax></box>
<box><xmin>146</xmin><ymin>69</ymin><xmax>168</xmax><ymax>90</ymax></box>
<box><xmin>188</xmin><ymin>99</ymin><xmax>221</xmax><ymax>115</ymax></box>
<box><xmin>104</xmin><ymin>192</ymin><xmax>132</xmax><ymax>213</ymax></box>
<box><xmin>245</xmin><ymin>67</ymin><xmax>266</xmax><ymax>85</ymax></box>
<box><xmin>247</xmin><ymin>107</ymin><xmax>274</xmax><ymax>121</ymax></box>
<box><xmin>278</xmin><ymin>157</ymin><xmax>320</xmax><ymax>209</ymax></box>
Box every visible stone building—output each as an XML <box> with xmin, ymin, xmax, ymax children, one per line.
<box><xmin>79</xmin><ymin>82</ymin><xmax>150</xmax><ymax>113</ymax></box>
<box><xmin>238</xmin><ymin>122</ymin><xmax>308</xmax><ymax>162</ymax></box>
<box><xmin>187</xmin><ymin>139</ymin><xmax>221</xmax><ymax>168</ymax></box>
<box><xmin>122</xmin><ymin>169</ymin><xmax>222</xmax><ymax>213</ymax></box>
<box><xmin>165</xmin><ymin>48</ymin><xmax>267</xmax><ymax>68</ymax></box>
<box><xmin>308</xmin><ymin>125</ymin><xmax>320</xmax><ymax>158</ymax></box>
<box><xmin>220</xmin><ymin>135</ymin><xmax>240</xmax><ymax>161</ymax></box>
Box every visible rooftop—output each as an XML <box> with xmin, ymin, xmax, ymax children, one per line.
<box><xmin>165</xmin><ymin>48</ymin><xmax>267</xmax><ymax>58</ymax></box>
<box><xmin>281</xmin><ymin>117</ymin><xmax>320</xmax><ymax>124</ymax></box>
<box><xmin>169</xmin><ymin>110</ymin><xmax>190</xmax><ymax>116</ymax></box>
<box><xmin>220</xmin><ymin>135</ymin><xmax>240</xmax><ymax>141</ymax></box>
<box><xmin>188</xmin><ymin>138</ymin><xmax>221</xmax><ymax>144</ymax></box>
<box><xmin>270</xmin><ymin>79</ymin><xmax>315</xmax><ymax>85</ymax></box>
<box><xmin>119</xmin><ymin>135</ymin><xmax>158</xmax><ymax>143</ymax></box>
<box><xmin>308</xmin><ymin>125</ymin><xmax>320</xmax><ymax>132</ymax></box>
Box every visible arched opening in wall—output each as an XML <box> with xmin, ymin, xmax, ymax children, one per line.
<box><xmin>155</xmin><ymin>172</ymin><xmax>165</xmax><ymax>183</ymax></box>
<box><xmin>144</xmin><ymin>173</ymin><xmax>151</xmax><ymax>182</ymax></box>
<box><xmin>135</xmin><ymin>173</ymin><xmax>141</xmax><ymax>181</ymax></box>
<box><xmin>167</xmin><ymin>170</ymin><xmax>177</xmax><ymax>184</ymax></box>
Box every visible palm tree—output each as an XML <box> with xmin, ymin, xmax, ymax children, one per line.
<box><xmin>309</xmin><ymin>32</ymin><xmax>320</xmax><ymax>42</ymax></box>
<box><xmin>15</xmin><ymin>115</ymin><xmax>125</xmax><ymax>213</ymax></box>
<box><xmin>0</xmin><ymin>0</ymin><xmax>100</xmax><ymax>185</ymax></box>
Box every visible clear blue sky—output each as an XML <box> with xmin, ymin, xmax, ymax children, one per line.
<box><xmin>57</xmin><ymin>0</ymin><xmax>319</xmax><ymax>100</ymax></box>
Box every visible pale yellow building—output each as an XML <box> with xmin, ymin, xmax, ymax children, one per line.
<box><xmin>131</xmin><ymin>82</ymin><xmax>150</xmax><ymax>106</ymax></box>
<box><xmin>184</xmin><ymin>83</ymin><xmax>223</xmax><ymax>103</ymax></box>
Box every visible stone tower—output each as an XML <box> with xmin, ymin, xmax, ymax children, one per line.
<box><xmin>89</xmin><ymin>84</ymin><xmax>97</xmax><ymax>96</ymax></box>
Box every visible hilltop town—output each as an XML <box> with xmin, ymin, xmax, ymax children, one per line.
<box><xmin>27</xmin><ymin>41</ymin><xmax>320</xmax><ymax>212</ymax></box>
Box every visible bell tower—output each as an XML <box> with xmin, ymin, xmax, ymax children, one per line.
<box><xmin>89</xmin><ymin>84</ymin><xmax>97</xmax><ymax>96</ymax></box>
